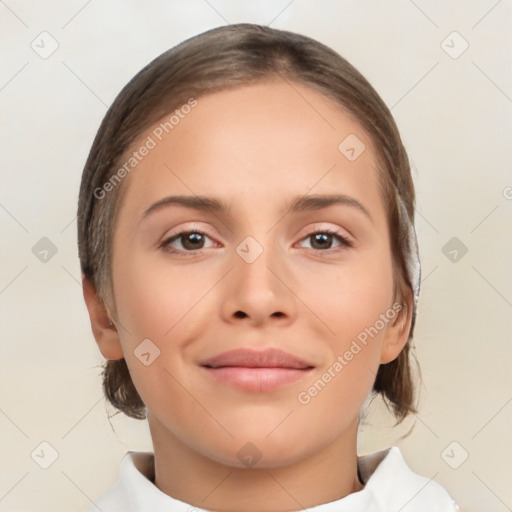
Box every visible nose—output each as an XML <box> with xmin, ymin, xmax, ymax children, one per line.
<box><xmin>220</xmin><ymin>237</ymin><xmax>297</xmax><ymax>328</ymax></box>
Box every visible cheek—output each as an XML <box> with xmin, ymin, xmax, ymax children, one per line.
<box><xmin>294</xmin><ymin>280</ymin><xmax>394</xmax><ymax>437</ymax></box>
<box><xmin>302</xmin><ymin>242</ymin><xmax>395</xmax><ymax>349</ymax></box>
<box><xmin>111</xmin><ymin>251</ymin><xmax>212</xmax><ymax>401</ymax></box>
<box><xmin>112</xmin><ymin>248</ymin><xmax>205</xmax><ymax>341</ymax></box>
<box><xmin>290</xmin><ymin>248</ymin><xmax>395</xmax><ymax>414</ymax></box>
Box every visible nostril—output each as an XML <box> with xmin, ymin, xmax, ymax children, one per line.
<box><xmin>234</xmin><ymin>311</ymin><xmax>247</xmax><ymax>318</ymax></box>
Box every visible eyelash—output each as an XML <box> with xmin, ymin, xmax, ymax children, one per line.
<box><xmin>160</xmin><ymin>228</ymin><xmax>353</xmax><ymax>256</ymax></box>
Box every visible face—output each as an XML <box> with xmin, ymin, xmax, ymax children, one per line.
<box><xmin>102</xmin><ymin>80</ymin><xmax>409</xmax><ymax>468</ymax></box>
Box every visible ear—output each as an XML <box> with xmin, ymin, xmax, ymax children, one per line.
<box><xmin>82</xmin><ymin>275</ymin><xmax>124</xmax><ymax>360</ymax></box>
<box><xmin>380</xmin><ymin>287</ymin><xmax>414</xmax><ymax>364</ymax></box>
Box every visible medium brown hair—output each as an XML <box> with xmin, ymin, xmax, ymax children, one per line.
<box><xmin>78</xmin><ymin>23</ymin><xmax>419</xmax><ymax>423</ymax></box>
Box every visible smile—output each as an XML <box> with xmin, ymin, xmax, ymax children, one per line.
<box><xmin>199</xmin><ymin>348</ymin><xmax>315</xmax><ymax>393</ymax></box>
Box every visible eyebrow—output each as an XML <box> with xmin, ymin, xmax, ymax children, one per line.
<box><xmin>140</xmin><ymin>193</ymin><xmax>373</xmax><ymax>224</ymax></box>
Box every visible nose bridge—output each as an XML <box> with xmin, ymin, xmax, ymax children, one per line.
<box><xmin>234</xmin><ymin>232</ymin><xmax>280</xmax><ymax>295</ymax></box>
<box><xmin>224</xmin><ymin>229</ymin><xmax>295</xmax><ymax>323</ymax></box>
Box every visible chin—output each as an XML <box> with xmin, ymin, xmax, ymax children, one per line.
<box><xmin>202</xmin><ymin>431</ymin><xmax>314</xmax><ymax>470</ymax></box>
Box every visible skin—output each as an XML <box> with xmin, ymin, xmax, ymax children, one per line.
<box><xmin>83</xmin><ymin>79</ymin><xmax>413</xmax><ymax>512</ymax></box>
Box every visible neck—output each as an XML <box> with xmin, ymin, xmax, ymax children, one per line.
<box><xmin>148</xmin><ymin>415</ymin><xmax>364</xmax><ymax>512</ymax></box>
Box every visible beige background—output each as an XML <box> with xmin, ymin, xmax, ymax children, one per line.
<box><xmin>1</xmin><ymin>1</ymin><xmax>511</xmax><ymax>511</ymax></box>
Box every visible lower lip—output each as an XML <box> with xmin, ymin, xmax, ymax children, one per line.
<box><xmin>202</xmin><ymin>367</ymin><xmax>313</xmax><ymax>392</ymax></box>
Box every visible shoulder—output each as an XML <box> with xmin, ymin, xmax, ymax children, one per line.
<box><xmin>84</xmin><ymin>451</ymin><xmax>182</xmax><ymax>512</ymax></box>
<box><xmin>359</xmin><ymin>446</ymin><xmax>460</xmax><ymax>511</ymax></box>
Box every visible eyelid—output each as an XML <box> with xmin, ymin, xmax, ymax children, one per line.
<box><xmin>294</xmin><ymin>226</ymin><xmax>353</xmax><ymax>252</ymax></box>
<box><xmin>297</xmin><ymin>223</ymin><xmax>353</xmax><ymax>243</ymax></box>
<box><xmin>160</xmin><ymin>222</ymin><xmax>353</xmax><ymax>255</ymax></box>
<box><xmin>162</xmin><ymin>221</ymin><xmax>215</xmax><ymax>237</ymax></box>
<box><xmin>160</xmin><ymin>223</ymin><xmax>219</xmax><ymax>250</ymax></box>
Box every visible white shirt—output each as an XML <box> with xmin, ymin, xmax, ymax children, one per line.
<box><xmin>85</xmin><ymin>446</ymin><xmax>459</xmax><ymax>511</ymax></box>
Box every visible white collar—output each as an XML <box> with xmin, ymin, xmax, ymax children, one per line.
<box><xmin>87</xmin><ymin>446</ymin><xmax>459</xmax><ymax>511</ymax></box>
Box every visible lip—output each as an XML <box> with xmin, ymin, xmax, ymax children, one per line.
<box><xmin>199</xmin><ymin>348</ymin><xmax>315</xmax><ymax>393</ymax></box>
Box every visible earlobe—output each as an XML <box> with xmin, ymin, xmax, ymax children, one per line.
<box><xmin>82</xmin><ymin>275</ymin><xmax>124</xmax><ymax>360</ymax></box>
<box><xmin>380</xmin><ymin>292</ymin><xmax>413</xmax><ymax>364</ymax></box>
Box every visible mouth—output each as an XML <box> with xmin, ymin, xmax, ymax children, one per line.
<box><xmin>199</xmin><ymin>348</ymin><xmax>315</xmax><ymax>393</ymax></box>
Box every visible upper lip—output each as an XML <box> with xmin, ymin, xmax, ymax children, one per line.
<box><xmin>200</xmin><ymin>348</ymin><xmax>314</xmax><ymax>369</ymax></box>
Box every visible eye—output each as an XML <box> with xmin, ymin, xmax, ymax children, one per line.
<box><xmin>161</xmin><ymin>229</ymin><xmax>217</xmax><ymax>254</ymax></box>
<box><xmin>297</xmin><ymin>229</ymin><xmax>353</xmax><ymax>253</ymax></box>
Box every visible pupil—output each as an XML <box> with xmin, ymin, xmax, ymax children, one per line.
<box><xmin>313</xmin><ymin>233</ymin><xmax>331</xmax><ymax>249</ymax></box>
<box><xmin>184</xmin><ymin>232</ymin><xmax>203</xmax><ymax>249</ymax></box>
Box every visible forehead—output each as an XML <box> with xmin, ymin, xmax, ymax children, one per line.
<box><xmin>116</xmin><ymin>80</ymin><xmax>386</xmax><ymax>225</ymax></box>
